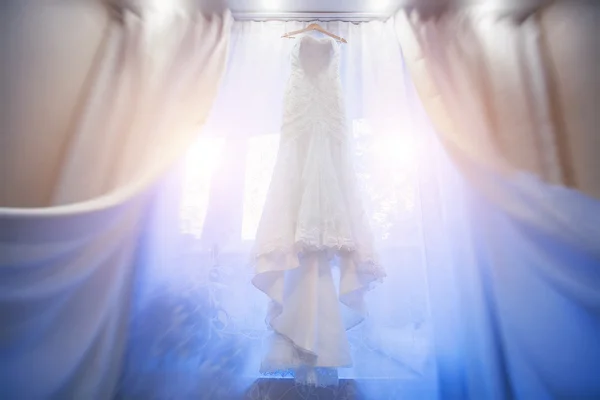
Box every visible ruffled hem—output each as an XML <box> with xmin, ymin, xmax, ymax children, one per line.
<box><xmin>252</xmin><ymin>242</ymin><xmax>385</xmax><ymax>309</ymax></box>
<box><xmin>251</xmin><ymin>243</ymin><xmax>385</xmax><ymax>384</ymax></box>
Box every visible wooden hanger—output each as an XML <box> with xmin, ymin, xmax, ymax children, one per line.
<box><xmin>281</xmin><ymin>23</ymin><xmax>347</xmax><ymax>43</ymax></box>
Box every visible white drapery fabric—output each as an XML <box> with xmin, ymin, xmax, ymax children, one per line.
<box><xmin>119</xmin><ymin>20</ymin><xmax>442</xmax><ymax>399</ymax></box>
<box><xmin>0</xmin><ymin>1</ymin><xmax>231</xmax><ymax>398</ymax></box>
<box><xmin>395</xmin><ymin>0</ymin><xmax>600</xmax><ymax>199</ymax></box>
<box><xmin>394</xmin><ymin>1</ymin><xmax>600</xmax><ymax>398</ymax></box>
<box><xmin>1</xmin><ymin>0</ymin><xmax>231</xmax><ymax>207</ymax></box>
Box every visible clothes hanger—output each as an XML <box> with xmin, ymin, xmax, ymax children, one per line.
<box><xmin>281</xmin><ymin>23</ymin><xmax>347</xmax><ymax>43</ymax></box>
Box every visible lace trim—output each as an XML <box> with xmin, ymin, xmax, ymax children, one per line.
<box><xmin>252</xmin><ymin>242</ymin><xmax>386</xmax><ymax>282</ymax></box>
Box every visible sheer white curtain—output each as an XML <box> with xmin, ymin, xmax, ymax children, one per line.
<box><xmin>120</xmin><ymin>19</ymin><xmax>456</xmax><ymax>399</ymax></box>
<box><xmin>0</xmin><ymin>1</ymin><xmax>231</xmax><ymax>398</ymax></box>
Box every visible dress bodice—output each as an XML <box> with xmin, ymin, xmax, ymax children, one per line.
<box><xmin>282</xmin><ymin>35</ymin><xmax>346</xmax><ymax>142</ymax></box>
<box><xmin>290</xmin><ymin>35</ymin><xmax>340</xmax><ymax>80</ymax></box>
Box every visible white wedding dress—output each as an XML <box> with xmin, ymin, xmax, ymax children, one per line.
<box><xmin>252</xmin><ymin>34</ymin><xmax>385</xmax><ymax>385</ymax></box>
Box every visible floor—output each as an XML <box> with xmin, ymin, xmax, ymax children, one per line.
<box><xmin>244</xmin><ymin>378</ymin><xmax>437</xmax><ymax>400</ymax></box>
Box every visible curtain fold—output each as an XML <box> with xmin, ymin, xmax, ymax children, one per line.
<box><xmin>52</xmin><ymin>4</ymin><xmax>232</xmax><ymax>206</ymax></box>
<box><xmin>394</xmin><ymin>1</ymin><xmax>600</xmax><ymax>398</ymax></box>
<box><xmin>0</xmin><ymin>1</ymin><xmax>231</xmax><ymax>398</ymax></box>
<box><xmin>395</xmin><ymin>0</ymin><xmax>600</xmax><ymax>199</ymax></box>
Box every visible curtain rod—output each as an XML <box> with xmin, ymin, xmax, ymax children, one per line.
<box><xmin>231</xmin><ymin>12</ymin><xmax>393</xmax><ymax>22</ymax></box>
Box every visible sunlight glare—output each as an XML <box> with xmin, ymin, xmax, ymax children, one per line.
<box><xmin>241</xmin><ymin>134</ymin><xmax>280</xmax><ymax>241</ymax></box>
<box><xmin>369</xmin><ymin>0</ymin><xmax>393</xmax><ymax>12</ymax></box>
<box><xmin>262</xmin><ymin>0</ymin><xmax>281</xmax><ymax>11</ymax></box>
<box><xmin>180</xmin><ymin>137</ymin><xmax>226</xmax><ymax>238</ymax></box>
<box><xmin>372</xmin><ymin>134</ymin><xmax>418</xmax><ymax>169</ymax></box>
